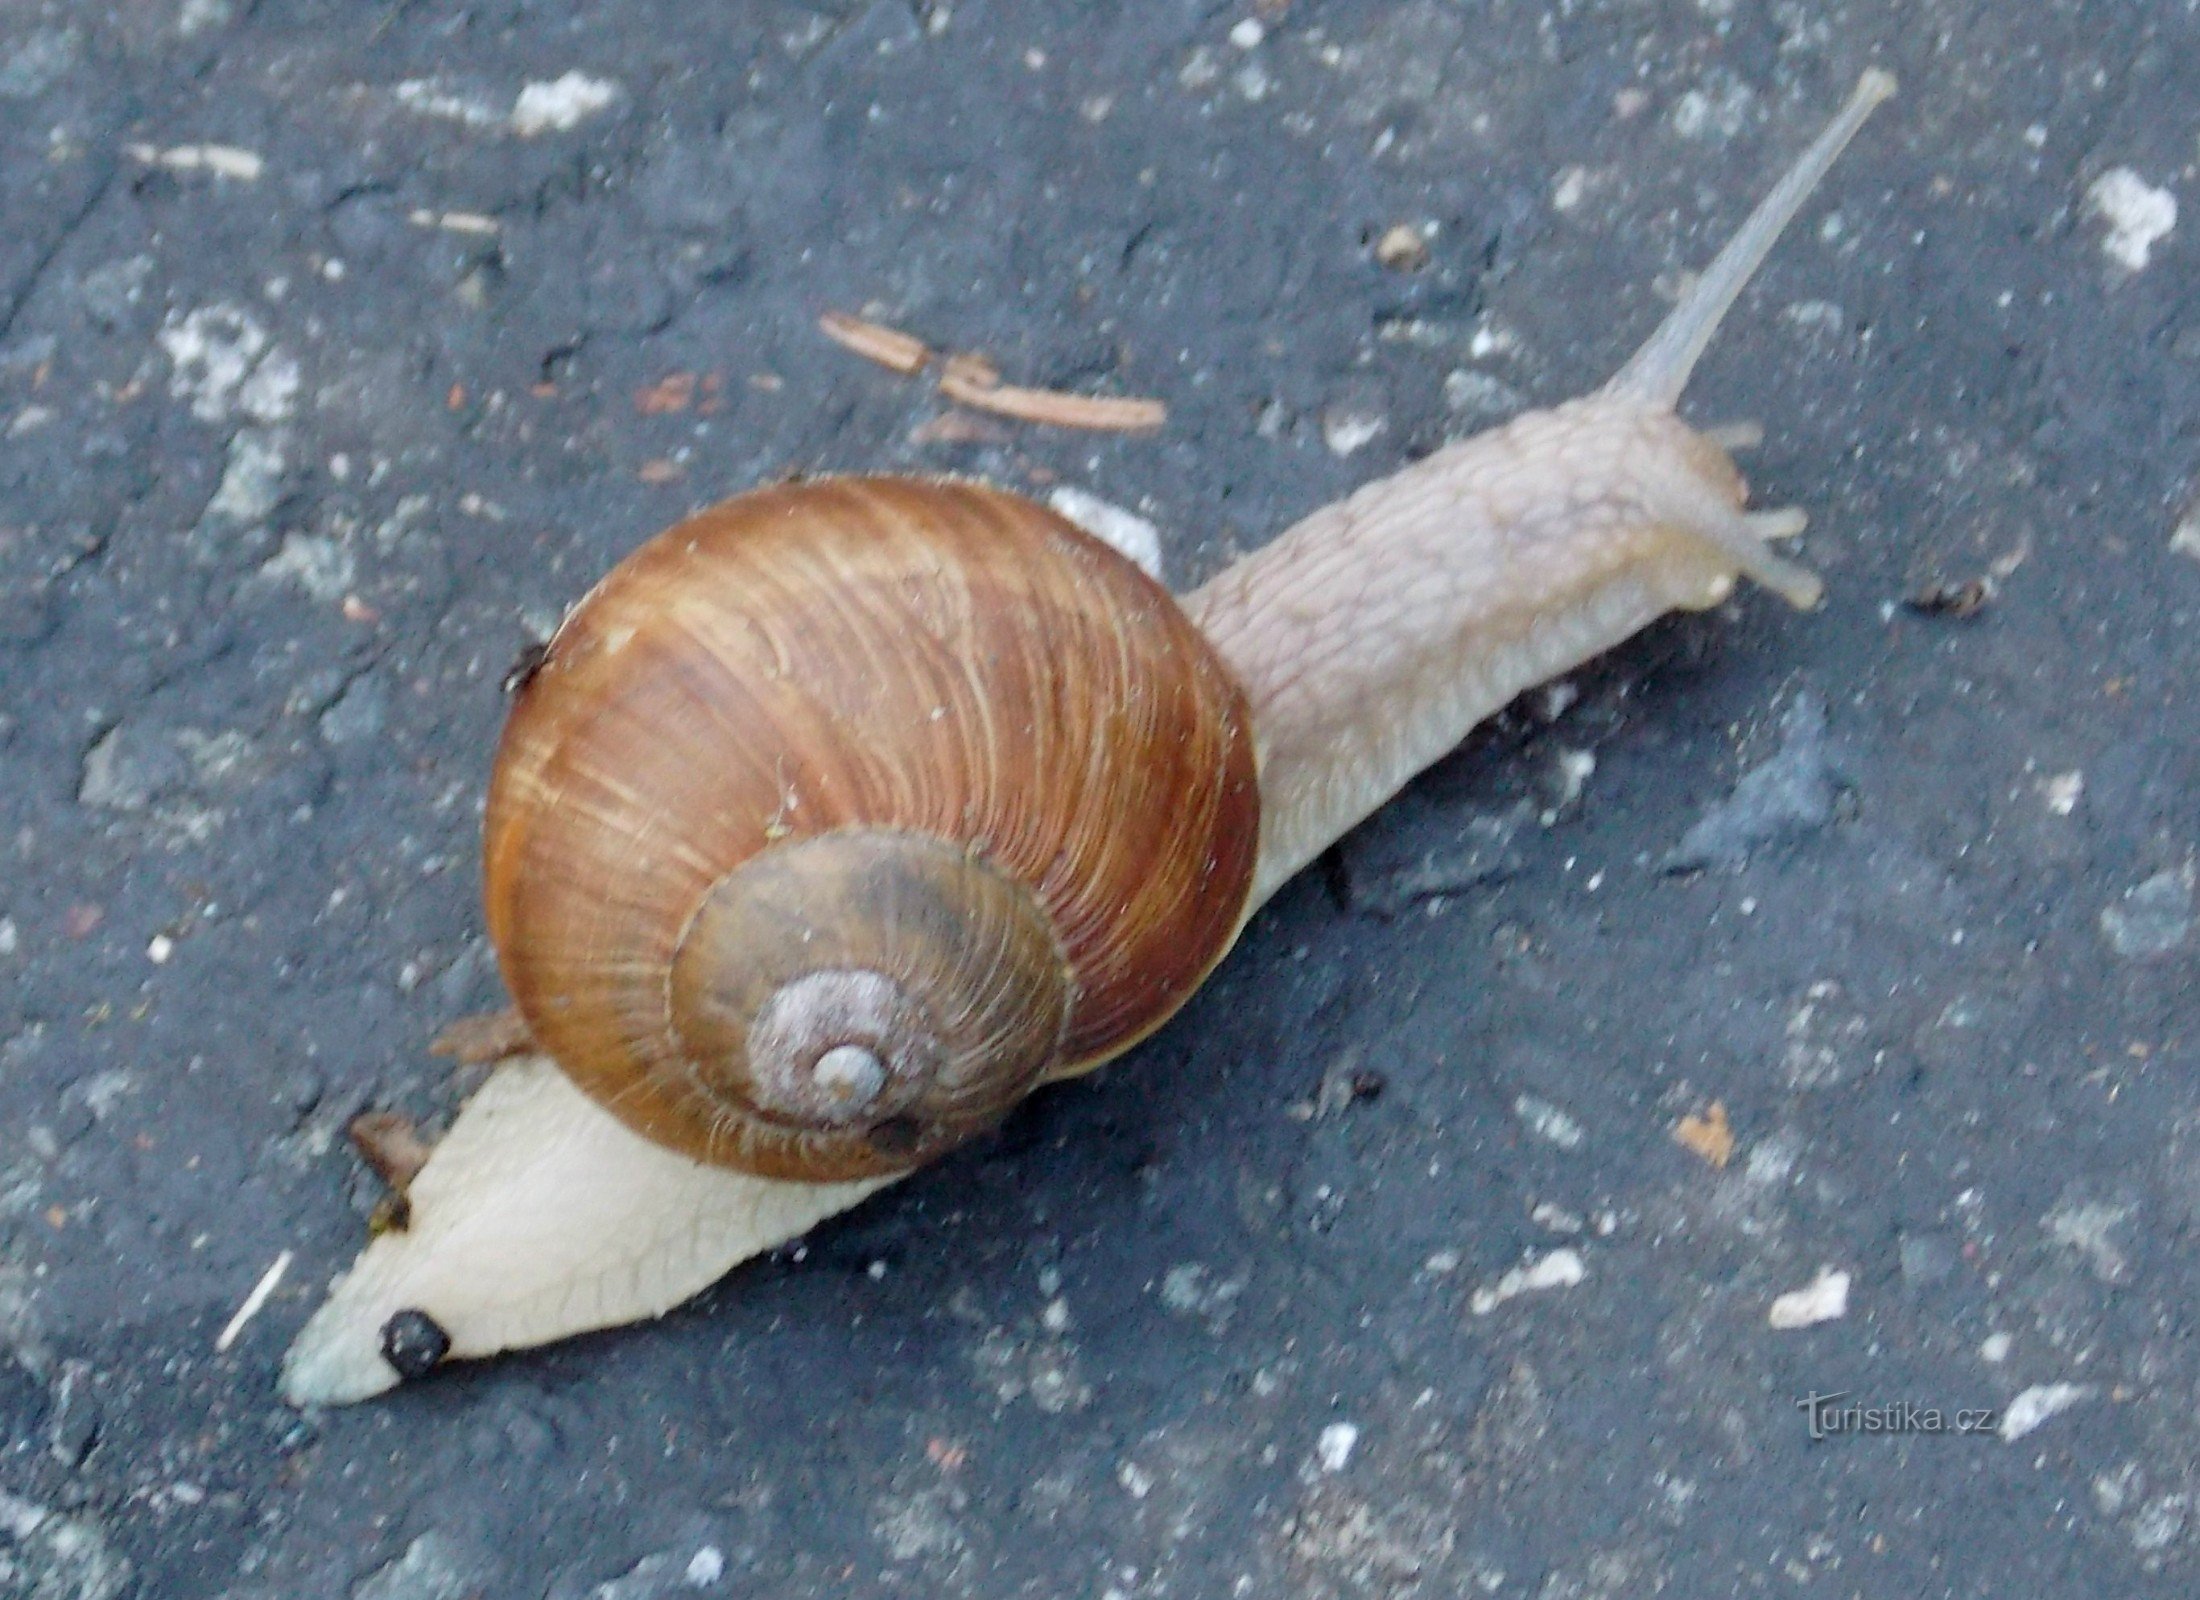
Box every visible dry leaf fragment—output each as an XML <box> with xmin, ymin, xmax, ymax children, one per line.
<box><xmin>349</xmin><ymin>1111</ymin><xmax>435</xmax><ymax>1193</ymax></box>
<box><xmin>1672</xmin><ymin>1099</ymin><xmax>1734</xmax><ymax>1167</ymax></box>
<box><xmin>635</xmin><ymin>372</ymin><xmax>698</xmax><ymax>415</ymax></box>
<box><xmin>936</xmin><ymin>372</ymin><xmax>1167</xmax><ymax>433</ymax></box>
<box><xmin>819</xmin><ymin>311</ymin><xmax>933</xmax><ymax>375</ymax></box>
<box><xmin>430</xmin><ymin>1007</ymin><xmax>534</xmax><ymax>1063</ymax></box>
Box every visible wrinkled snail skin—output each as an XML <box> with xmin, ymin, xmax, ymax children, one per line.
<box><xmin>279</xmin><ymin>71</ymin><xmax>1894</xmax><ymax>1406</ymax></box>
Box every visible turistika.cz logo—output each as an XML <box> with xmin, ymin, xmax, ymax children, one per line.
<box><xmin>1796</xmin><ymin>1391</ymin><xmax>1998</xmax><ymax>1441</ymax></box>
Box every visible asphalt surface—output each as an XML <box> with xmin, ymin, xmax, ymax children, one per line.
<box><xmin>1</xmin><ymin>3</ymin><xmax>2196</xmax><ymax>1597</ymax></box>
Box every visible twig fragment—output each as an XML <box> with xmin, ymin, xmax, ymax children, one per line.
<box><xmin>215</xmin><ymin>1250</ymin><xmax>293</xmax><ymax>1352</ymax></box>
<box><xmin>819</xmin><ymin>311</ymin><xmax>933</xmax><ymax>375</ymax></box>
<box><xmin>936</xmin><ymin>371</ymin><xmax>1167</xmax><ymax>433</ymax></box>
<box><xmin>408</xmin><ymin>208</ymin><xmax>502</xmax><ymax>236</ymax></box>
<box><xmin>820</xmin><ymin>310</ymin><xmax>1169</xmax><ymax>433</ymax></box>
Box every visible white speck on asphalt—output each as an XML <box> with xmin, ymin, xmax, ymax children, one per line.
<box><xmin>2039</xmin><ymin>770</ymin><xmax>2083</xmax><ymax>815</ymax></box>
<box><xmin>1316</xmin><ymin>1421</ymin><xmax>1359</xmax><ymax>1473</ymax></box>
<box><xmin>2086</xmin><ymin>168</ymin><xmax>2176</xmax><ymax>271</ymax></box>
<box><xmin>1512</xmin><ymin>1094</ymin><xmax>1585</xmax><ymax>1149</ymax></box>
<box><xmin>159</xmin><ymin>305</ymin><xmax>299</xmax><ymax>423</ymax></box>
<box><xmin>682</xmin><ymin>1546</ymin><xmax>725</xmax><ymax>1587</ymax></box>
<box><xmin>511</xmin><ymin>72</ymin><xmax>622</xmax><ymax>136</ymax></box>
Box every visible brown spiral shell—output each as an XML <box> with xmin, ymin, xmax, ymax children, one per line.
<box><xmin>482</xmin><ymin>477</ymin><xmax>1261</xmax><ymax>1180</ymax></box>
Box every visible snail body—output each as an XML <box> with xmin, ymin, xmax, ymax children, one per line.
<box><xmin>283</xmin><ymin>72</ymin><xmax>1893</xmax><ymax>1405</ymax></box>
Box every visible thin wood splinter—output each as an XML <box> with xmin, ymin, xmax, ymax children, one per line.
<box><xmin>817</xmin><ymin>311</ymin><xmax>1169</xmax><ymax>434</ymax></box>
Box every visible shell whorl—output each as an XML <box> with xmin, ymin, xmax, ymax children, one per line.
<box><xmin>664</xmin><ymin>828</ymin><xmax>1072</xmax><ymax>1175</ymax></box>
<box><xmin>483</xmin><ymin>477</ymin><xmax>1260</xmax><ymax>1180</ymax></box>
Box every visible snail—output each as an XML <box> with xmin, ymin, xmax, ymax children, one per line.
<box><xmin>281</xmin><ymin>70</ymin><xmax>1894</xmax><ymax>1405</ymax></box>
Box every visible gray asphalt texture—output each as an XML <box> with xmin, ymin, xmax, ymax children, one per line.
<box><xmin>2</xmin><ymin>3</ymin><xmax>2196</xmax><ymax>1597</ymax></box>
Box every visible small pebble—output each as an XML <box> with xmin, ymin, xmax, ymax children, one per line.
<box><xmin>0</xmin><ymin>1492</ymin><xmax>130</xmax><ymax>1599</ymax></box>
<box><xmin>1321</xmin><ymin>406</ymin><xmax>1386</xmax><ymax>458</ymax></box>
<box><xmin>1897</xmin><ymin>1230</ymin><xmax>1957</xmax><ymax>1286</ymax></box>
<box><xmin>79</xmin><ymin>723</ymin><xmax>187</xmax><ymax>812</ymax></box>
<box><xmin>319</xmin><ymin>673</ymin><xmax>389</xmax><ymax>745</ymax></box>
<box><xmin>1767</xmin><ymin>1267</ymin><xmax>1850</xmax><ymax>1329</ymax></box>
<box><xmin>354</xmin><ymin>1528</ymin><xmax>490</xmax><ymax>1600</ymax></box>
<box><xmin>1469</xmin><ymin>1248</ymin><xmax>1587</xmax><ymax>1315</ymax></box>
<box><xmin>46</xmin><ymin>1361</ymin><xmax>98</xmax><ymax>1468</ymax></box>
<box><xmin>2099</xmin><ymin>866</ymin><xmax>2193</xmax><ymax>959</ymax></box>
<box><xmin>1529</xmin><ymin>1201</ymin><xmax>1584</xmax><ymax>1234</ymax></box>
<box><xmin>2173</xmin><ymin>501</ymin><xmax>2200</xmax><ymax>561</ymax></box>
<box><xmin>1442</xmin><ymin>369</ymin><xmax>1523</xmax><ymax>422</ymax></box>
<box><xmin>1998</xmin><ymin>1382</ymin><xmax>2094</xmax><ymax>1442</ymax></box>
<box><xmin>2041</xmin><ymin>1185</ymin><xmax>2140</xmax><ymax>1284</ymax></box>
<box><xmin>1373</xmin><ymin>223</ymin><xmax>1429</xmax><ymax>272</ymax></box>
<box><xmin>1046</xmin><ymin>486</ymin><xmax>1164</xmax><ymax>582</ymax></box>
<box><xmin>1665</xmin><ymin>691</ymin><xmax>1841</xmax><ymax>872</ymax></box>
<box><xmin>511</xmin><ymin>72</ymin><xmax>622</xmax><ymax>136</ymax></box>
